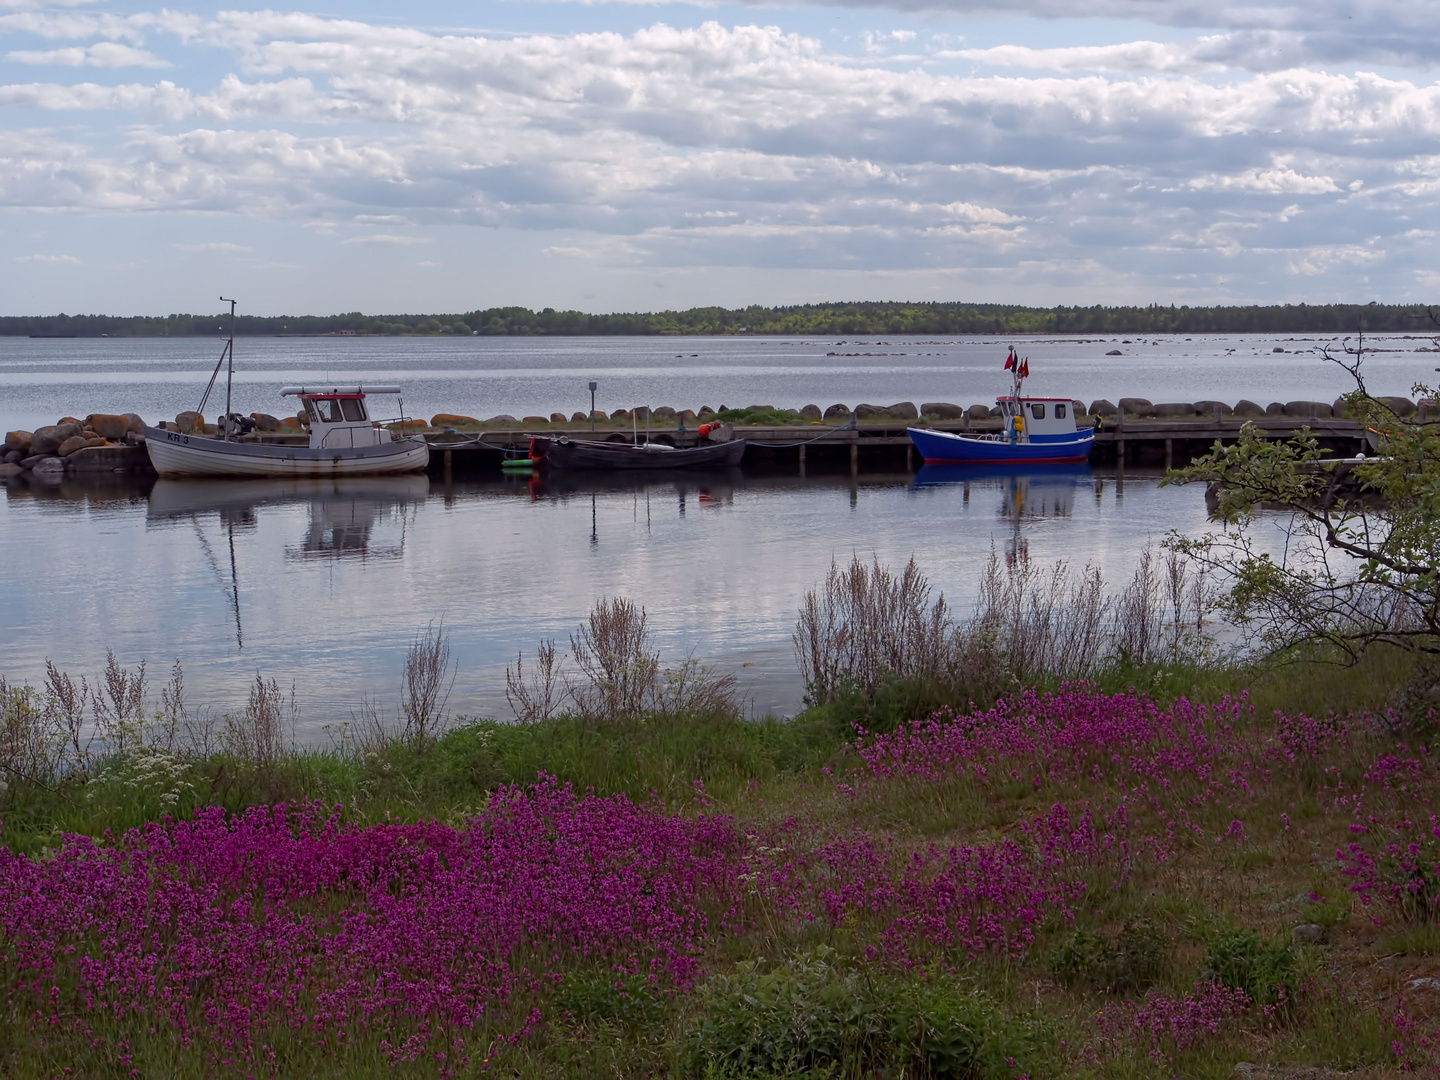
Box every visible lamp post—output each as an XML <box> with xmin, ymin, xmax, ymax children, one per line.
<box><xmin>588</xmin><ymin>381</ymin><xmax>597</xmax><ymax>432</ymax></box>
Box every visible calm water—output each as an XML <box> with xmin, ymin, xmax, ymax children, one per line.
<box><xmin>0</xmin><ymin>464</ymin><xmax>1234</xmax><ymax>728</ymax></box>
<box><xmin>3</xmin><ymin>332</ymin><xmax>1437</xmax><ymax>433</ymax></box>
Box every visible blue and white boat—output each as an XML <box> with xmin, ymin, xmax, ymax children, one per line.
<box><xmin>907</xmin><ymin>349</ymin><xmax>1095</xmax><ymax>465</ymax></box>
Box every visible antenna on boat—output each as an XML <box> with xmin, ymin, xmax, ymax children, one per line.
<box><xmin>220</xmin><ymin>296</ymin><xmax>237</xmax><ymax>441</ymax></box>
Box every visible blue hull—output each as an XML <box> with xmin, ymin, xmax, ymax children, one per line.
<box><xmin>907</xmin><ymin>426</ymin><xmax>1094</xmax><ymax>464</ymax></box>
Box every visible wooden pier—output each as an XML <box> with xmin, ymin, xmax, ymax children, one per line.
<box><xmin>424</xmin><ymin>415</ymin><xmax>1372</xmax><ymax>478</ymax></box>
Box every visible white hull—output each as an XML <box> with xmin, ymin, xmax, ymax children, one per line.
<box><xmin>144</xmin><ymin>427</ymin><xmax>429</xmax><ymax>478</ymax></box>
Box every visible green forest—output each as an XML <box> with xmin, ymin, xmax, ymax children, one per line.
<box><xmin>3</xmin><ymin>300</ymin><xmax>1435</xmax><ymax>338</ymax></box>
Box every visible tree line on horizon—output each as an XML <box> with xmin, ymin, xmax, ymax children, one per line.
<box><xmin>2</xmin><ymin>301</ymin><xmax>1435</xmax><ymax>338</ymax></box>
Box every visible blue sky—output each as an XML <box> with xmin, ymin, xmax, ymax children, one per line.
<box><xmin>2</xmin><ymin>0</ymin><xmax>1439</xmax><ymax>315</ymax></box>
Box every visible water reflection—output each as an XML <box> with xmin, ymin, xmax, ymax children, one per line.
<box><xmin>913</xmin><ymin>463</ymin><xmax>1093</xmax><ymax>561</ymax></box>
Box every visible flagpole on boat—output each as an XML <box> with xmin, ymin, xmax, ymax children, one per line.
<box><xmin>219</xmin><ymin>296</ymin><xmax>237</xmax><ymax>442</ymax></box>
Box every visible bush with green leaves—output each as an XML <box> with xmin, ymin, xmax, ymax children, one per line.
<box><xmin>1050</xmin><ymin>920</ymin><xmax>1169</xmax><ymax>995</ymax></box>
<box><xmin>1204</xmin><ymin>929</ymin><xmax>1299</xmax><ymax>1007</ymax></box>
<box><xmin>685</xmin><ymin>950</ymin><xmax>1037</xmax><ymax>1079</ymax></box>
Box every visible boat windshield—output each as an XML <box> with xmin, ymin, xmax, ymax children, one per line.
<box><xmin>340</xmin><ymin>397</ymin><xmax>367</xmax><ymax>422</ymax></box>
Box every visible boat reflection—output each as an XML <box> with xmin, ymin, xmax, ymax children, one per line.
<box><xmin>147</xmin><ymin>477</ymin><xmax>429</xmax><ymax>646</ymax></box>
<box><xmin>913</xmin><ymin>463</ymin><xmax>1094</xmax><ymax>563</ymax></box>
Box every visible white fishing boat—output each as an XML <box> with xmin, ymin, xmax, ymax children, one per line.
<box><xmin>144</xmin><ymin>387</ymin><xmax>429</xmax><ymax>478</ymax></box>
<box><xmin>142</xmin><ymin>298</ymin><xmax>428</xmax><ymax>478</ymax></box>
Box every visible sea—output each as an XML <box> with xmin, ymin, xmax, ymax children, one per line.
<box><xmin>1</xmin><ymin>332</ymin><xmax>1432</xmax><ymax>729</ymax></box>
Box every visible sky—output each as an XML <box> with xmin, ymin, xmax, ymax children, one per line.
<box><xmin>2</xmin><ymin>0</ymin><xmax>1439</xmax><ymax>316</ymax></box>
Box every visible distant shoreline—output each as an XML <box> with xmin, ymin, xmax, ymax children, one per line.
<box><xmin>2</xmin><ymin>300</ymin><xmax>1436</xmax><ymax>339</ymax></box>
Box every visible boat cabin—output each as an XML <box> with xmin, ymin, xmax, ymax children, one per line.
<box><xmin>279</xmin><ymin>386</ymin><xmax>404</xmax><ymax>450</ymax></box>
<box><xmin>996</xmin><ymin>396</ymin><xmax>1081</xmax><ymax>444</ymax></box>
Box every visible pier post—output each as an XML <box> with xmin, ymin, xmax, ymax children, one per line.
<box><xmin>906</xmin><ymin>443</ymin><xmax>914</xmax><ymax>473</ymax></box>
<box><xmin>1164</xmin><ymin>439</ymin><xmax>1173</xmax><ymax>470</ymax></box>
<box><xmin>1116</xmin><ymin>411</ymin><xmax>1126</xmax><ymax>466</ymax></box>
<box><xmin>850</xmin><ymin>436</ymin><xmax>859</xmax><ymax>478</ymax></box>
<box><xmin>798</xmin><ymin>443</ymin><xmax>806</xmax><ymax>478</ymax></box>
<box><xmin>443</xmin><ymin>448</ymin><xmax>453</xmax><ymax>484</ymax></box>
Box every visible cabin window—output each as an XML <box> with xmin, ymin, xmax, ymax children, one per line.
<box><xmin>1030</xmin><ymin>403</ymin><xmax>1046</xmax><ymax>419</ymax></box>
<box><xmin>310</xmin><ymin>399</ymin><xmax>343</xmax><ymax>423</ymax></box>
<box><xmin>1056</xmin><ymin>403</ymin><xmax>1067</xmax><ymax>419</ymax></box>
<box><xmin>340</xmin><ymin>397</ymin><xmax>366</xmax><ymax>422</ymax></box>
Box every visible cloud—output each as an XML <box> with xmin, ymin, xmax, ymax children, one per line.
<box><xmin>172</xmin><ymin>242</ymin><xmax>253</xmax><ymax>252</ymax></box>
<box><xmin>2</xmin><ymin>12</ymin><xmax>1440</xmax><ymax>297</ymax></box>
<box><xmin>15</xmin><ymin>253</ymin><xmax>81</xmax><ymax>264</ymax></box>
<box><xmin>342</xmin><ymin>234</ymin><xmax>431</xmax><ymax>245</ymax></box>
<box><xmin>8</xmin><ymin>42</ymin><xmax>168</xmax><ymax>68</ymax></box>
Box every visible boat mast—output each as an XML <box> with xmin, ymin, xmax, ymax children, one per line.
<box><xmin>220</xmin><ymin>296</ymin><xmax>236</xmax><ymax>441</ymax></box>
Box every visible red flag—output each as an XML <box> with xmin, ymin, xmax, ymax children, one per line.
<box><xmin>1003</xmin><ymin>347</ymin><xmax>1015</xmax><ymax>371</ymax></box>
<box><xmin>1019</xmin><ymin>359</ymin><xmax>1029</xmax><ymax>379</ymax></box>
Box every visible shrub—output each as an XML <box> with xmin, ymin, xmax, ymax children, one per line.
<box><xmin>685</xmin><ymin>950</ymin><xmax>1036</xmax><ymax>1079</ymax></box>
<box><xmin>554</xmin><ymin>969</ymin><xmax>670</xmax><ymax>1029</ymax></box>
<box><xmin>1051</xmin><ymin>920</ymin><xmax>1169</xmax><ymax>995</ymax></box>
<box><xmin>1204</xmin><ymin>929</ymin><xmax>1298</xmax><ymax>1007</ymax></box>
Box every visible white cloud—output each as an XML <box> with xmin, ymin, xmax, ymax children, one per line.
<box><xmin>172</xmin><ymin>242</ymin><xmax>253</xmax><ymax>252</ymax></box>
<box><xmin>15</xmin><ymin>253</ymin><xmax>80</xmax><ymax>263</ymax></box>
<box><xmin>8</xmin><ymin>42</ymin><xmax>167</xmax><ymax>68</ymax></box>
<box><xmin>342</xmin><ymin>234</ymin><xmax>431</xmax><ymax>245</ymax></box>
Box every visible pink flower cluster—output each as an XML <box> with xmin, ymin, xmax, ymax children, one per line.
<box><xmin>0</xmin><ymin>777</ymin><xmax>743</xmax><ymax>1047</ymax></box>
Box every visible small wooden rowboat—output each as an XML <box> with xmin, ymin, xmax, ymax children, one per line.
<box><xmin>529</xmin><ymin>434</ymin><xmax>746</xmax><ymax>471</ymax></box>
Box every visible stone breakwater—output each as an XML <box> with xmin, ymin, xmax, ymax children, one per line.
<box><xmin>1</xmin><ymin>395</ymin><xmax>1417</xmax><ymax>484</ymax></box>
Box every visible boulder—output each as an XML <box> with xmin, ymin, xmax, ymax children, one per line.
<box><xmin>57</xmin><ymin>416</ymin><xmax>82</xmax><ymax>427</ymax></box>
<box><xmin>201</xmin><ymin>424</ymin><xmax>220</xmax><ymax>435</ymax></box>
<box><xmin>83</xmin><ymin>436</ymin><xmax>106</xmax><ymax>449</ymax></box>
<box><xmin>823</xmin><ymin>404</ymin><xmax>851</xmax><ymax>419</ymax></box>
<box><xmin>175</xmin><ymin>411</ymin><xmax>204</xmax><ymax>433</ymax></box>
<box><xmin>696</xmin><ymin>406</ymin><xmax>715</xmax><ymax>417</ymax></box>
<box><xmin>679</xmin><ymin>409</ymin><xmax>698</xmax><ymax>422</ymax></box>
<box><xmin>1118</xmin><ymin>397</ymin><xmax>1155</xmax><ymax>418</ymax></box>
<box><xmin>30</xmin><ymin>457</ymin><xmax>65</xmax><ymax>482</ymax></box>
<box><xmin>1291</xmin><ymin>924</ymin><xmax>1323</xmax><ymax>944</ymax></box>
<box><xmin>967</xmin><ymin>403</ymin><xmax>995</xmax><ymax>420</ymax></box>
<box><xmin>1088</xmin><ymin>400</ymin><xmax>1117</xmax><ymax>417</ymax></box>
<box><xmin>279</xmin><ymin>416</ymin><xmax>304</xmax><ymax>431</ymax></box>
<box><xmin>652</xmin><ymin>406</ymin><xmax>677</xmax><ymax>420</ymax></box>
<box><xmin>431</xmin><ymin>413</ymin><xmax>480</xmax><ymax>428</ymax></box>
<box><xmin>1284</xmin><ymin>400</ymin><xmax>1332</xmax><ymax>418</ymax></box>
<box><xmin>921</xmin><ymin>402</ymin><xmax>964</xmax><ymax>419</ymax></box>
<box><xmin>1234</xmin><ymin>399</ymin><xmax>1265</xmax><ymax>417</ymax></box>
<box><xmin>742</xmin><ymin>405</ymin><xmax>774</xmax><ymax>414</ymax></box>
<box><xmin>20</xmin><ymin>455</ymin><xmax>50</xmax><ymax>470</ymax></box>
<box><xmin>0</xmin><ymin>462</ymin><xmax>20</xmax><ymax>480</ymax></box>
<box><xmin>484</xmin><ymin>415</ymin><xmax>518</xmax><ymax>425</ymax></box>
<box><xmin>550</xmin><ymin>412</ymin><xmax>568</xmax><ymax>423</ymax></box>
<box><xmin>1072</xmin><ymin>400</ymin><xmax>1087</xmax><ymax>415</ymax></box>
<box><xmin>2</xmin><ymin>450</ymin><xmax>20</xmax><ymax>465</ymax></box>
<box><xmin>249</xmin><ymin>413</ymin><xmax>281</xmax><ymax>432</ymax></box>
<box><xmin>1378</xmin><ymin>396</ymin><xmax>1417</xmax><ymax>417</ymax></box>
<box><xmin>1154</xmin><ymin>402</ymin><xmax>1198</xmax><ymax>418</ymax></box>
<box><xmin>571</xmin><ymin>412</ymin><xmax>588</xmax><ymax>423</ymax></box>
<box><xmin>854</xmin><ymin>403</ymin><xmax>889</xmax><ymax>419</ymax></box>
<box><xmin>1106</xmin><ymin>349</ymin><xmax>1123</xmax><ymax>355</ymax></box>
<box><xmin>989</xmin><ymin>406</ymin><xmax>1005</xmax><ymax>418</ymax></box>
<box><xmin>86</xmin><ymin>413</ymin><xmax>129</xmax><ymax>440</ymax></box>
<box><xmin>591</xmin><ymin>410</ymin><xmax>610</xmax><ymax>421</ymax></box>
<box><xmin>799</xmin><ymin>404</ymin><xmax>823</xmax><ymax>420</ymax></box>
<box><xmin>522</xmin><ymin>415</ymin><xmax>550</xmax><ymax>424</ymax></box>
<box><xmin>611</xmin><ymin>409</ymin><xmax>631</xmax><ymax>421</ymax></box>
<box><xmin>1194</xmin><ymin>400</ymin><xmax>1233</xmax><ymax>416</ymax></box>
<box><xmin>123</xmin><ymin>413</ymin><xmax>146</xmax><ymax>433</ymax></box>
<box><xmin>389</xmin><ymin>419</ymin><xmax>428</xmax><ymax>432</ymax></box>
<box><xmin>1332</xmin><ymin>397</ymin><xmax>1350</xmax><ymax>418</ymax></box>
<box><xmin>1265</xmin><ymin>402</ymin><xmax>1286</xmax><ymax>416</ymax></box>
<box><xmin>57</xmin><ymin>435</ymin><xmax>89</xmax><ymax>457</ymax></box>
<box><xmin>30</xmin><ymin>425</ymin><xmax>73</xmax><ymax>455</ymax></box>
<box><xmin>887</xmin><ymin>402</ymin><xmax>920</xmax><ymax>420</ymax></box>
<box><xmin>4</xmin><ymin>430</ymin><xmax>32</xmax><ymax>454</ymax></box>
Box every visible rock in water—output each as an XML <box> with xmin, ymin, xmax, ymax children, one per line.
<box><xmin>4</xmin><ymin>430</ymin><xmax>32</xmax><ymax>454</ymax></box>
<box><xmin>57</xmin><ymin>435</ymin><xmax>89</xmax><ymax>457</ymax></box>
<box><xmin>30</xmin><ymin>457</ymin><xmax>65</xmax><ymax>482</ymax></box>
<box><xmin>86</xmin><ymin>414</ymin><xmax>129</xmax><ymax>440</ymax></box>
<box><xmin>0</xmin><ymin>462</ymin><xmax>21</xmax><ymax>479</ymax></box>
